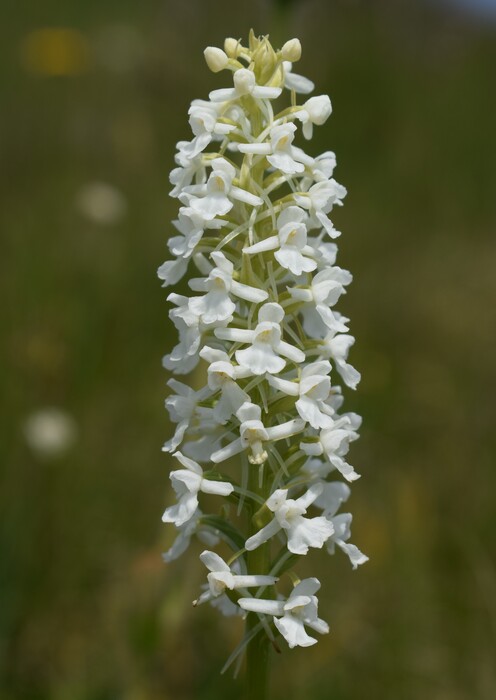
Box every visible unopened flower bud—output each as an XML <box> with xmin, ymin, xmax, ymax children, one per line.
<box><xmin>204</xmin><ymin>46</ymin><xmax>228</xmax><ymax>73</ymax></box>
<box><xmin>281</xmin><ymin>38</ymin><xmax>302</xmax><ymax>62</ymax></box>
<box><xmin>304</xmin><ymin>95</ymin><xmax>332</xmax><ymax>125</ymax></box>
<box><xmin>224</xmin><ymin>37</ymin><xmax>240</xmax><ymax>58</ymax></box>
<box><xmin>233</xmin><ymin>68</ymin><xmax>255</xmax><ymax>95</ymax></box>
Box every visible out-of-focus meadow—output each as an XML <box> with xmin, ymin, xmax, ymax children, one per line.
<box><xmin>1</xmin><ymin>1</ymin><xmax>495</xmax><ymax>698</ymax></box>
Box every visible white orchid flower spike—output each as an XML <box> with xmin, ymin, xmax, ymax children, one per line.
<box><xmin>159</xmin><ymin>33</ymin><xmax>368</xmax><ymax>673</ymax></box>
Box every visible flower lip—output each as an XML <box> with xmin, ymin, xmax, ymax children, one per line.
<box><xmin>254</xmin><ymin>323</ymin><xmax>281</xmax><ymax>344</ymax></box>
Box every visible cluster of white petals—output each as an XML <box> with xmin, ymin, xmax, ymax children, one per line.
<box><xmin>159</xmin><ymin>33</ymin><xmax>367</xmax><ymax>660</ymax></box>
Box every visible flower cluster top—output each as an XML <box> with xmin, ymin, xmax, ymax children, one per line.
<box><xmin>159</xmin><ymin>32</ymin><xmax>367</xmax><ymax>660</ymax></box>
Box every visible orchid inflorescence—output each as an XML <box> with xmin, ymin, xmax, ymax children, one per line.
<box><xmin>159</xmin><ymin>32</ymin><xmax>367</xmax><ymax>666</ymax></box>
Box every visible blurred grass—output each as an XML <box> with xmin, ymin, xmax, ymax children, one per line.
<box><xmin>1</xmin><ymin>1</ymin><xmax>496</xmax><ymax>699</ymax></box>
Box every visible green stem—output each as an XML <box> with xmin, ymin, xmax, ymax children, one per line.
<box><xmin>244</xmin><ymin>464</ymin><xmax>272</xmax><ymax>700</ymax></box>
<box><xmin>245</xmin><ymin>616</ymin><xmax>270</xmax><ymax>700</ymax></box>
<box><xmin>242</xmin><ymin>72</ymin><xmax>279</xmax><ymax>697</ymax></box>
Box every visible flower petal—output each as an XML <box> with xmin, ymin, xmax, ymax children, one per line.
<box><xmin>274</xmin><ymin>615</ymin><xmax>317</xmax><ymax>648</ymax></box>
<box><xmin>238</xmin><ymin>597</ymin><xmax>285</xmax><ymax>616</ymax></box>
<box><xmin>286</xmin><ymin>515</ymin><xmax>334</xmax><ymax>555</ymax></box>
<box><xmin>200</xmin><ymin>550</ymin><xmax>230</xmax><ymax>573</ymax></box>
<box><xmin>245</xmin><ymin>518</ymin><xmax>281</xmax><ymax>551</ymax></box>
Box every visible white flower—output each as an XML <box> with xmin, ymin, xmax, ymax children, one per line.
<box><xmin>243</xmin><ymin>206</ymin><xmax>317</xmax><ymax>275</ymax></box>
<box><xmin>266</xmin><ymin>123</ymin><xmax>305</xmax><ymax>174</ymax></box>
<box><xmin>157</xmin><ymin>207</ymin><xmax>224</xmax><ymax>288</ymax></box>
<box><xmin>211</xmin><ymin>401</ymin><xmax>305</xmax><ymax>465</ymax></box>
<box><xmin>188</xmin><ymin>251</ymin><xmax>268</xmax><ymax>324</ymax></box>
<box><xmin>188</xmin><ymin>101</ymin><xmax>222</xmax><ymax>136</ymax></box>
<box><xmin>312</xmin><ymin>483</ymin><xmax>369</xmax><ymax>569</ymax></box>
<box><xmin>183</xmin><ymin>157</ymin><xmax>263</xmax><ymax>220</ymax></box>
<box><xmin>295</xmin><ymin>179</ymin><xmax>347</xmax><ymax>236</ymax></box>
<box><xmin>162</xmin><ymin>508</ymin><xmax>219</xmax><ymax>563</ymax></box>
<box><xmin>311</xmin><ymin>238</ymin><xmax>338</xmax><ymax>269</ymax></box>
<box><xmin>168</xmin><ymin>207</ymin><xmax>221</xmax><ymax>259</ymax></box>
<box><xmin>209</xmin><ymin>68</ymin><xmax>282</xmax><ymax>103</ymax></box>
<box><xmin>288</xmin><ymin>268</ymin><xmax>350</xmax><ymax>337</ymax></box>
<box><xmin>327</xmin><ymin>513</ymin><xmax>369</xmax><ymax>569</ymax></box>
<box><xmin>307</xmin><ymin>151</ymin><xmax>337</xmax><ymax>182</ymax></box>
<box><xmin>300</xmin><ymin>415</ymin><xmax>361</xmax><ymax>482</ymax></box>
<box><xmin>157</xmin><ymin>255</ymin><xmax>189</xmax><ymax>288</ymax></box>
<box><xmin>169</xmin><ymin>150</ymin><xmax>206</xmax><ymax>198</ymax></box>
<box><xmin>200</xmin><ymin>346</ymin><xmax>251</xmax><ymax>423</ymax></box>
<box><xmin>215</xmin><ymin>302</ymin><xmax>305</xmax><ymax>376</ymax></box>
<box><xmin>312</xmin><ymin>480</ymin><xmax>350</xmax><ymax>517</ymax></box>
<box><xmin>301</xmin><ymin>456</ymin><xmax>336</xmax><ymax>481</ymax></box>
<box><xmin>162</xmin><ymin>452</ymin><xmax>234</xmax><ymax>527</ymax></box>
<box><xmin>209</xmin><ymin>590</ymin><xmax>242</xmax><ymax>617</ymax></box>
<box><xmin>239</xmin><ymin>577</ymin><xmax>329</xmax><ymax>648</ymax></box>
<box><xmin>318</xmin><ymin>331</ymin><xmax>361</xmax><ymax>389</ymax></box>
<box><xmin>194</xmin><ymin>550</ymin><xmax>278</xmax><ymax>605</ymax></box>
<box><xmin>267</xmin><ymin>360</ymin><xmax>334</xmax><ymax>429</ymax></box>
<box><xmin>163</xmin><ymin>293</ymin><xmax>233</xmax><ymax>375</ymax></box>
<box><xmin>245</xmin><ymin>484</ymin><xmax>334</xmax><ymax>555</ymax></box>
<box><xmin>175</xmin><ymin>99</ymin><xmax>237</xmax><ymax>163</ymax></box>
<box><xmin>162</xmin><ymin>379</ymin><xmax>211</xmax><ymax>452</ymax></box>
<box><xmin>296</xmin><ymin>95</ymin><xmax>332</xmax><ymax>140</ymax></box>
<box><xmin>239</xmin><ymin>123</ymin><xmax>306</xmax><ymax>175</ymax></box>
<box><xmin>162</xmin><ymin>295</ymin><xmax>203</xmax><ymax>372</ymax></box>
<box><xmin>182</xmin><ymin>431</ymin><xmax>225</xmax><ymax>464</ymax></box>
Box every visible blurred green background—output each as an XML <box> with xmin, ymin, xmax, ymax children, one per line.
<box><xmin>1</xmin><ymin>0</ymin><xmax>496</xmax><ymax>698</ymax></box>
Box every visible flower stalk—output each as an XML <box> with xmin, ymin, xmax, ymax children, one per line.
<box><xmin>159</xmin><ymin>30</ymin><xmax>368</xmax><ymax>693</ymax></box>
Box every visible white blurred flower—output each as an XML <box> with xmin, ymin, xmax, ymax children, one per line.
<box><xmin>76</xmin><ymin>182</ymin><xmax>126</xmax><ymax>224</ymax></box>
<box><xmin>162</xmin><ymin>508</ymin><xmax>219</xmax><ymax>563</ymax></box>
<box><xmin>24</xmin><ymin>407</ymin><xmax>77</xmax><ymax>457</ymax></box>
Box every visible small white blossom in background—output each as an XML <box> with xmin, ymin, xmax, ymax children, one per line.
<box><xmin>23</xmin><ymin>407</ymin><xmax>77</xmax><ymax>458</ymax></box>
<box><xmin>76</xmin><ymin>181</ymin><xmax>127</xmax><ymax>225</ymax></box>
<box><xmin>159</xmin><ymin>31</ymin><xmax>367</xmax><ymax>666</ymax></box>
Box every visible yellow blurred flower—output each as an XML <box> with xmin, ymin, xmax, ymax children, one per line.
<box><xmin>20</xmin><ymin>28</ymin><xmax>90</xmax><ymax>77</ymax></box>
